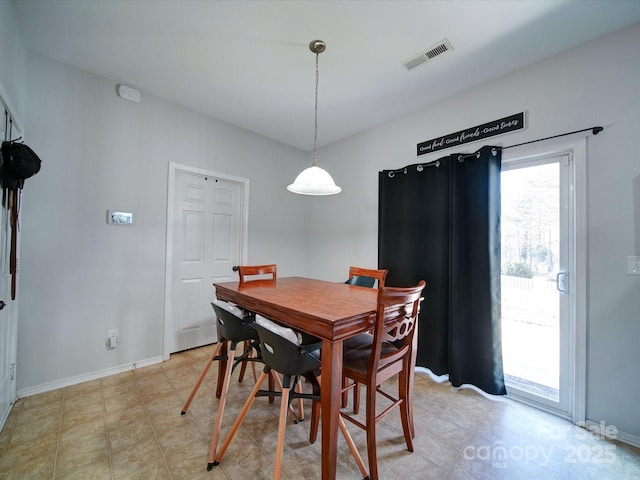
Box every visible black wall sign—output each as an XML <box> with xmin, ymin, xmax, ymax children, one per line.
<box><xmin>417</xmin><ymin>112</ymin><xmax>525</xmax><ymax>156</ymax></box>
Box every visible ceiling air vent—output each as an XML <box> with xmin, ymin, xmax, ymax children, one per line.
<box><xmin>402</xmin><ymin>39</ymin><xmax>453</xmax><ymax>71</ymax></box>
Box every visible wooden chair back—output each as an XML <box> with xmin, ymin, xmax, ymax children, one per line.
<box><xmin>347</xmin><ymin>266</ymin><xmax>388</xmax><ymax>288</ymax></box>
<box><xmin>370</xmin><ymin>280</ymin><xmax>425</xmax><ymax>375</ymax></box>
<box><xmin>237</xmin><ymin>264</ymin><xmax>277</xmax><ymax>285</ymax></box>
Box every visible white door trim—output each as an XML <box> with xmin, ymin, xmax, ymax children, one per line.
<box><xmin>502</xmin><ymin>136</ymin><xmax>587</xmax><ymax>425</ymax></box>
<box><xmin>163</xmin><ymin>162</ymin><xmax>249</xmax><ymax>360</ymax></box>
<box><xmin>0</xmin><ymin>81</ymin><xmax>23</xmax><ymax>431</ymax></box>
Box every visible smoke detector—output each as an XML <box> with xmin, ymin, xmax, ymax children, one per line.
<box><xmin>116</xmin><ymin>84</ymin><xmax>141</xmax><ymax>103</ymax></box>
<box><xmin>402</xmin><ymin>39</ymin><xmax>453</xmax><ymax>71</ymax></box>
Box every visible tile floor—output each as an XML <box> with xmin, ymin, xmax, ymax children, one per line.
<box><xmin>0</xmin><ymin>344</ymin><xmax>638</xmax><ymax>479</ymax></box>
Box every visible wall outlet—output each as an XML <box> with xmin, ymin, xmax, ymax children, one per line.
<box><xmin>107</xmin><ymin>329</ymin><xmax>119</xmax><ymax>349</ymax></box>
<box><xmin>628</xmin><ymin>256</ymin><xmax>640</xmax><ymax>275</ymax></box>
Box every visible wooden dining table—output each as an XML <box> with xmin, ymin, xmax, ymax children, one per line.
<box><xmin>213</xmin><ymin>276</ymin><xmax>379</xmax><ymax>480</ymax></box>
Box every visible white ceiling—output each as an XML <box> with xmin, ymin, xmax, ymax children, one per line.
<box><xmin>13</xmin><ymin>0</ymin><xmax>640</xmax><ymax>151</ymax></box>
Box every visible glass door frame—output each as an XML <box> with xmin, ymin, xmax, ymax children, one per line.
<box><xmin>501</xmin><ymin>137</ymin><xmax>587</xmax><ymax>425</ymax></box>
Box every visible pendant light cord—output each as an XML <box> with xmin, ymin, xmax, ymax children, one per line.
<box><xmin>286</xmin><ymin>40</ymin><xmax>341</xmax><ymax>195</ymax></box>
<box><xmin>312</xmin><ymin>51</ymin><xmax>319</xmax><ymax>166</ymax></box>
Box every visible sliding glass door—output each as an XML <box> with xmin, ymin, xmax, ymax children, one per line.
<box><xmin>501</xmin><ymin>153</ymin><xmax>573</xmax><ymax>417</ymax></box>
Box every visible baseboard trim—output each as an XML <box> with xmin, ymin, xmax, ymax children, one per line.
<box><xmin>617</xmin><ymin>430</ymin><xmax>640</xmax><ymax>449</ymax></box>
<box><xmin>583</xmin><ymin>419</ymin><xmax>640</xmax><ymax>449</ymax></box>
<box><xmin>16</xmin><ymin>355</ymin><xmax>164</xmax><ymax>399</ymax></box>
<box><xmin>0</xmin><ymin>402</ymin><xmax>15</xmax><ymax>432</ymax></box>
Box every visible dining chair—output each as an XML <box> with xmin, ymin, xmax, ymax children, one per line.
<box><xmin>211</xmin><ymin>314</ymin><xmax>369</xmax><ymax>479</ymax></box>
<box><xmin>345</xmin><ymin>266</ymin><xmax>387</xmax><ymax>288</ymax></box>
<box><xmin>179</xmin><ymin>301</ymin><xmax>262</xmax><ymax>460</ymax></box>
<box><xmin>342</xmin><ymin>266</ymin><xmax>388</xmax><ymax>410</ymax></box>
<box><xmin>182</xmin><ymin>262</ymin><xmax>278</xmax><ymax>415</ymax></box>
<box><xmin>237</xmin><ymin>263</ymin><xmax>277</xmax><ymax>285</ymax></box>
<box><xmin>335</xmin><ymin>280</ymin><xmax>426</xmax><ymax>480</ymax></box>
<box><xmin>235</xmin><ymin>263</ymin><xmax>309</xmax><ymax>411</ymax></box>
<box><xmin>181</xmin><ymin>264</ymin><xmax>288</xmax><ymax>467</ymax></box>
<box><xmin>233</xmin><ymin>263</ymin><xmax>276</xmax><ymax>381</ymax></box>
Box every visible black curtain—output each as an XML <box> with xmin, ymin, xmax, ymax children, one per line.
<box><xmin>378</xmin><ymin>145</ymin><xmax>505</xmax><ymax>395</ymax></box>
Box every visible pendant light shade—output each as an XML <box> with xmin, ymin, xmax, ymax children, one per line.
<box><xmin>287</xmin><ymin>165</ymin><xmax>342</xmax><ymax>195</ymax></box>
<box><xmin>287</xmin><ymin>40</ymin><xmax>341</xmax><ymax>196</ymax></box>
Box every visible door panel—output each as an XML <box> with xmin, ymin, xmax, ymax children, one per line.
<box><xmin>213</xmin><ymin>214</ymin><xmax>232</xmax><ymax>260</ymax></box>
<box><xmin>179</xmin><ymin>278</ymin><xmax>204</xmax><ymax>331</ymax></box>
<box><xmin>183</xmin><ymin>210</ymin><xmax>204</xmax><ymax>261</ymax></box>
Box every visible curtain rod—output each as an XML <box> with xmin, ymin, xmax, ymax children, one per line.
<box><xmin>385</xmin><ymin>126</ymin><xmax>604</xmax><ymax>177</ymax></box>
<box><xmin>458</xmin><ymin>127</ymin><xmax>604</xmax><ymax>162</ymax></box>
<box><xmin>457</xmin><ymin>125</ymin><xmax>603</xmax><ymax>161</ymax></box>
<box><xmin>503</xmin><ymin>125</ymin><xmax>603</xmax><ymax>150</ymax></box>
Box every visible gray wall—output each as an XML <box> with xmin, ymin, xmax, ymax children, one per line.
<box><xmin>309</xmin><ymin>23</ymin><xmax>640</xmax><ymax>440</ymax></box>
<box><xmin>16</xmin><ymin>52</ymin><xmax>310</xmax><ymax>391</ymax></box>
<box><xmin>0</xmin><ymin>0</ymin><xmax>27</xmax><ymax>117</ymax></box>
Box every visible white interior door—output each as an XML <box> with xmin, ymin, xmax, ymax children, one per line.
<box><xmin>165</xmin><ymin>165</ymin><xmax>248</xmax><ymax>355</ymax></box>
<box><xmin>0</xmin><ymin>91</ymin><xmax>21</xmax><ymax>429</ymax></box>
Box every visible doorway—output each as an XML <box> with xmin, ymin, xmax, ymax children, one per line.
<box><xmin>501</xmin><ymin>141</ymin><xmax>586</xmax><ymax>422</ymax></box>
<box><xmin>163</xmin><ymin>163</ymin><xmax>249</xmax><ymax>359</ymax></box>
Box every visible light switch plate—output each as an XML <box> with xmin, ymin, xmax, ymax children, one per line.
<box><xmin>628</xmin><ymin>256</ymin><xmax>640</xmax><ymax>275</ymax></box>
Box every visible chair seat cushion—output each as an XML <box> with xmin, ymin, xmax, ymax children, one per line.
<box><xmin>343</xmin><ymin>333</ymin><xmax>374</xmax><ymax>351</ymax></box>
<box><xmin>256</xmin><ymin>314</ymin><xmax>301</xmax><ymax>345</ymax></box>
<box><xmin>342</xmin><ymin>338</ymin><xmax>400</xmax><ymax>376</ymax></box>
<box><xmin>255</xmin><ymin>316</ymin><xmax>322</xmax><ymax>376</ymax></box>
<box><xmin>212</xmin><ymin>299</ymin><xmax>245</xmax><ymax>319</ymax></box>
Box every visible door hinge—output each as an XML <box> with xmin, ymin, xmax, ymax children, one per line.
<box><xmin>9</xmin><ymin>363</ymin><xmax>15</xmax><ymax>381</ymax></box>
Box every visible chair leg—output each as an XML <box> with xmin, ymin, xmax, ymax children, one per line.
<box><xmin>341</xmin><ymin>378</ymin><xmax>361</xmax><ymax>413</ymax></box>
<box><xmin>181</xmin><ymin>341</ymin><xmax>224</xmax><ymax>414</ymax></box>
<box><xmin>341</xmin><ymin>376</ymin><xmax>349</xmax><ymax>408</ymax></box>
<box><xmin>398</xmin><ymin>368</ymin><xmax>414</xmax><ymax>450</ymax></box>
<box><xmin>339</xmin><ymin>416</ymin><xmax>369</xmax><ymax>480</ymax></box>
<box><xmin>250</xmin><ymin>350</ymin><xmax>259</xmax><ymax>383</ymax></box>
<box><xmin>273</xmin><ymin>382</ymin><xmax>291</xmax><ymax>480</ymax></box>
<box><xmin>296</xmin><ymin>380</ymin><xmax>304</xmax><ymax>421</ymax></box>
<box><xmin>237</xmin><ymin>341</ymin><xmax>248</xmax><ymax>382</ymax></box>
<box><xmin>271</xmin><ymin>372</ymin><xmax>300</xmax><ymax>423</ymax></box>
<box><xmin>206</xmin><ymin>345</ymin><xmax>237</xmax><ymax>465</ymax></box>
<box><xmin>309</xmin><ymin>399</ymin><xmax>321</xmax><ymax>444</ymax></box>
<box><xmin>399</xmin><ymin>398</ymin><xmax>414</xmax><ymax>453</ymax></box>
<box><xmin>268</xmin><ymin>369</ymin><xmax>275</xmax><ymax>404</ymax></box>
<box><xmin>309</xmin><ymin>373</ymin><xmax>321</xmax><ymax>444</ymax></box>
<box><xmin>215</xmin><ymin>341</ymin><xmax>229</xmax><ymax>398</ymax></box>
<box><xmin>365</xmin><ymin>384</ymin><xmax>379</xmax><ymax>480</ymax></box>
<box><xmin>210</xmin><ymin>370</ymin><xmax>269</xmax><ymax>469</ymax></box>
<box><xmin>353</xmin><ymin>381</ymin><xmax>361</xmax><ymax>414</ymax></box>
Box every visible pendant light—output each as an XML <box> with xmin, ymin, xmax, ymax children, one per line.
<box><xmin>287</xmin><ymin>40</ymin><xmax>342</xmax><ymax>196</ymax></box>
